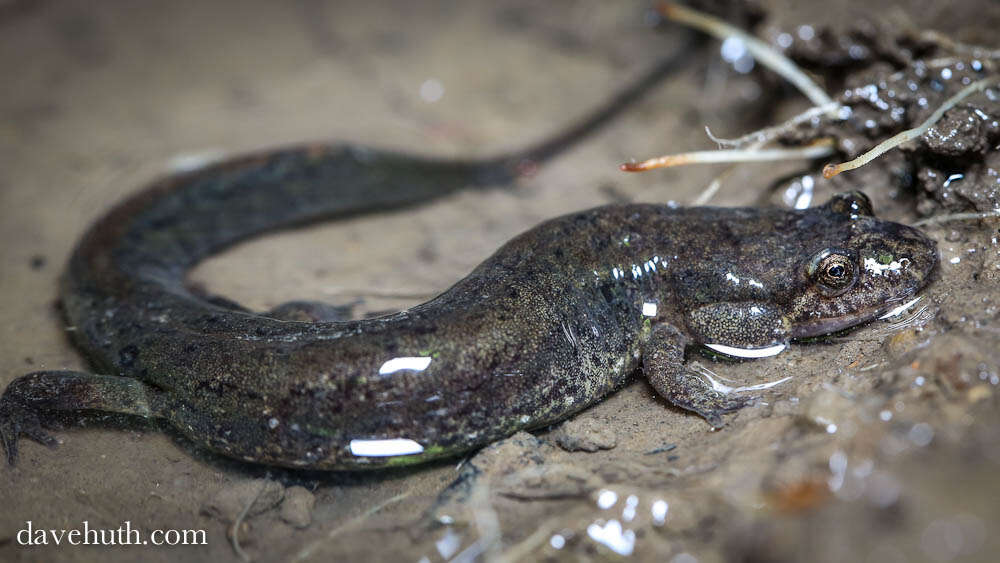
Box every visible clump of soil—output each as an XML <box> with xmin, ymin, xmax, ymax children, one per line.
<box><xmin>778</xmin><ymin>19</ymin><xmax>1000</xmax><ymax>215</ymax></box>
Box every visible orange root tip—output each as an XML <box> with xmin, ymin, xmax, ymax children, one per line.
<box><xmin>658</xmin><ymin>2</ymin><xmax>678</xmax><ymax>18</ymax></box>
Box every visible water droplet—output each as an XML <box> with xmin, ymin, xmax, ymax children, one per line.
<box><xmin>587</xmin><ymin>519</ymin><xmax>635</xmax><ymax>556</ymax></box>
<box><xmin>866</xmin><ymin>471</ymin><xmax>901</xmax><ymax>507</ymax></box>
<box><xmin>720</xmin><ymin>37</ymin><xmax>746</xmax><ymax>61</ymax></box>
<box><xmin>550</xmin><ymin>534</ymin><xmax>566</xmax><ymax>549</ymax></box>
<box><xmin>435</xmin><ymin>527</ymin><xmax>462</xmax><ymax>559</ymax></box>
<box><xmin>908</xmin><ymin>422</ymin><xmax>934</xmax><ymax>447</ymax></box>
<box><xmin>651</xmin><ymin>500</ymin><xmax>669</xmax><ymax>525</ymax></box>
<box><xmin>419</xmin><ymin>79</ymin><xmax>445</xmax><ymax>103</ymax></box>
<box><xmin>596</xmin><ymin>489</ymin><xmax>618</xmax><ymax>509</ymax></box>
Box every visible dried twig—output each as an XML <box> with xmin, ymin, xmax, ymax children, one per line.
<box><xmin>620</xmin><ymin>140</ymin><xmax>834</xmax><ymax>172</ymax></box>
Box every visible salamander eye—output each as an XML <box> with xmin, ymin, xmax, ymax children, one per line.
<box><xmin>827</xmin><ymin>191</ymin><xmax>874</xmax><ymax>218</ymax></box>
<box><xmin>806</xmin><ymin>248</ymin><xmax>859</xmax><ymax>296</ymax></box>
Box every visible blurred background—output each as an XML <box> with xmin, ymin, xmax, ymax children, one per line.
<box><xmin>2</xmin><ymin>1</ymin><xmax>999</xmax><ymax>561</ymax></box>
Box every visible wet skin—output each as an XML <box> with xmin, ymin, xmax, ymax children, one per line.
<box><xmin>0</xmin><ymin>144</ymin><xmax>937</xmax><ymax>469</ymax></box>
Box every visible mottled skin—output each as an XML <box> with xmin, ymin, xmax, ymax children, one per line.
<box><xmin>0</xmin><ymin>143</ymin><xmax>937</xmax><ymax>469</ymax></box>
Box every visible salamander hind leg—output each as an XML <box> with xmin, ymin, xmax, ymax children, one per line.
<box><xmin>642</xmin><ymin>324</ymin><xmax>752</xmax><ymax>429</ymax></box>
<box><xmin>0</xmin><ymin>371</ymin><xmax>164</xmax><ymax>465</ymax></box>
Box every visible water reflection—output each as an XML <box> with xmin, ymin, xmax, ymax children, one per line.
<box><xmin>651</xmin><ymin>500</ymin><xmax>669</xmax><ymax>525</ymax></box>
<box><xmin>348</xmin><ymin>438</ymin><xmax>424</xmax><ymax>456</ymax></box>
<box><xmin>704</xmin><ymin>342</ymin><xmax>787</xmax><ymax>359</ymax></box>
<box><xmin>596</xmin><ymin>489</ymin><xmax>618</xmax><ymax>509</ymax></box>
<box><xmin>690</xmin><ymin>362</ymin><xmax>792</xmax><ymax>394</ymax></box>
<box><xmin>586</xmin><ymin>519</ymin><xmax>635</xmax><ymax>556</ymax></box>
<box><xmin>378</xmin><ymin>356</ymin><xmax>432</xmax><ymax>375</ymax></box>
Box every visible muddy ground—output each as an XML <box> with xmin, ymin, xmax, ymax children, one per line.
<box><xmin>2</xmin><ymin>1</ymin><xmax>999</xmax><ymax>561</ymax></box>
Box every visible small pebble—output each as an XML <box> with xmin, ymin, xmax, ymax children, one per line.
<box><xmin>553</xmin><ymin>417</ymin><xmax>617</xmax><ymax>452</ymax></box>
<box><xmin>967</xmin><ymin>385</ymin><xmax>992</xmax><ymax>403</ymax></box>
<box><xmin>280</xmin><ymin>486</ymin><xmax>316</xmax><ymax>528</ymax></box>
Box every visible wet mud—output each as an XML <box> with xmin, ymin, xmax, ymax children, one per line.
<box><xmin>2</xmin><ymin>1</ymin><xmax>999</xmax><ymax>561</ymax></box>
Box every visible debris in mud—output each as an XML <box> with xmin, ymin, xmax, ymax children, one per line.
<box><xmin>763</xmin><ymin>478</ymin><xmax>831</xmax><ymax>513</ymax></box>
<box><xmin>631</xmin><ymin>4</ymin><xmax>1000</xmax><ymax>221</ymax></box>
<box><xmin>801</xmin><ymin>385</ymin><xmax>857</xmax><ymax>435</ymax></box>
<box><xmin>552</xmin><ymin>416</ymin><xmax>618</xmax><ymax>452</ymax></box>
<box><xmin>496</xmin><ymin>463</ymin><xmax>602</xmax><ymax>500</ymax></box>
<box><xmin>201</xmin><ymin>478</ymin><xmax>285</xmax><ymax>522</ymax></box>
<box><xmin>435</xmin><ymin>431</ymin><xmax>601</xmax><ymax>510</ymax></box>
<box><xmin>643</xmin><ymin>443</ymin><xmax>677</xmax><ymax>455</ymax></box>
<box><xmin>780</xmin><ymin>27</ymin><xmax>1000</xmax><ymax>216</ymax></box>
<box><xmin>279</xmin><ymin>486</ymin><xmax>316</xmax><ymax>529</ymax></box>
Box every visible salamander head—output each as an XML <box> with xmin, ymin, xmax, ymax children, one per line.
<box><xmin>786</xmin><ymin>191</ymin><xmax>938</xmax><ymax>338</ymax></box>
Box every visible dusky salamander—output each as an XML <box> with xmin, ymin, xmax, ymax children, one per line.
<box><xmin>0</xmin><ymin>144</ymin><xmax>937</xmax><ymax>470</ymax></box>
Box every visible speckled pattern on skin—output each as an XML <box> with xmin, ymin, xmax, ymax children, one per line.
<box><xmin>0</xmin><ymin>142</ymin><xmax>937</xmax><ymax>469</ymax></box>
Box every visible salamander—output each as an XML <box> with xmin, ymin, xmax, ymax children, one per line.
<box><xmin>0</xmin><ymin>144</ymin><xmax>937</xmax><ymax>469</ymax></box>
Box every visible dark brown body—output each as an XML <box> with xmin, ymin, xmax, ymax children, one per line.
<box><xmin>0</xmin><ymin>144</ymin><xmax>937</xmax><ymax>469</ymax></box>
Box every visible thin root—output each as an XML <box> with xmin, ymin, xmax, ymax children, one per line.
<box><xmin>230</xmin><ymin>481</ymin><xmax>266</xmax><ymax>563</ymax></box>
<box><xmin>823</xmin><ymin>77</ymin><xmax>1000</xmax><ymax>179</ymax></box>
<box><xmin>692</xmin><ymin>139</ymin><xmax>765</xmax><ymax>205</ymax></box>
<box><xmin>913</xmin><ymin>210</ymin><xmax>1000</xmax><ymax>226</ymax></box>
<box><xmin>705</xmin><ymin>102</ymin><xmax>842</xmax><ymax>148</ymax></box>
<box><xmin>659</xmin><ymin>2</ymin><xmax>837</xmax><ymax>113</ymax></box>
<box><xmin>915</xmin><ymin>29</ymin><xmax>1000</xmax><ymax>61</ymax></box>
<box><xmin>291</xmin><ymin>491</ymin><xmax>411</xmax><ymax>562</ymax></box>
<box><xmin>621</xmin><ymin>140</ymin><xmax>834</xmax><ymax>172</ymax></box>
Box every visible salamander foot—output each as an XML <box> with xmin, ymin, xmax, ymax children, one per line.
<box><xmin>0</xmin><ymin>384</ymin><xmax>58</xmax><ymax>466</ymax></box>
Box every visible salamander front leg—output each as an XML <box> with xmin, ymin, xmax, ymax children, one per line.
<box><xmin>0</xmin><ymin>371</ymin><xmax>164</xmax><ymax>465</ymax></box>
<box><xmin>642</xmin><ymin>324</ymin><xmax>752</xmax><ymax>428</ymax></box>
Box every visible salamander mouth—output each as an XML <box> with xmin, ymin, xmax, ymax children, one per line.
<box><xmin>789</xmin><ymin>292</ymin><xmax>915</xmax><ymax>339</ymax></box>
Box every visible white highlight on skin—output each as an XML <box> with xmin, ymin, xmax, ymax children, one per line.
<box><xmin>349</xmin><ymin>438</ymin><xmax>424</xmax><ymax>457</ymax></box>
<box><xmin>642</xmin><ymin>302</ymin><xmax>658</xmax><ymax>317</ymax></box>
<box><xmin>724</xmin><ymin>273</ymin><xmax>765</xmax><ymax>289</ymax></box>
<box><xmin>878</xmin><ymin>296</ymin><xmax>923</xmax><ymax>320</ymax></box>
<box><xmin>863</xmin><ymin>256</ymin><xmax>905</xmax><ymax>276</ymax></box>
<box><xmin>704</xmin><ymin>342</ymin><xmax>787</xmax><ymax>359</ymax></box>
<box><xmin>378</xmin><ymin>356</ymin><xmax>432</xmax><ymax>375</ymax></box>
